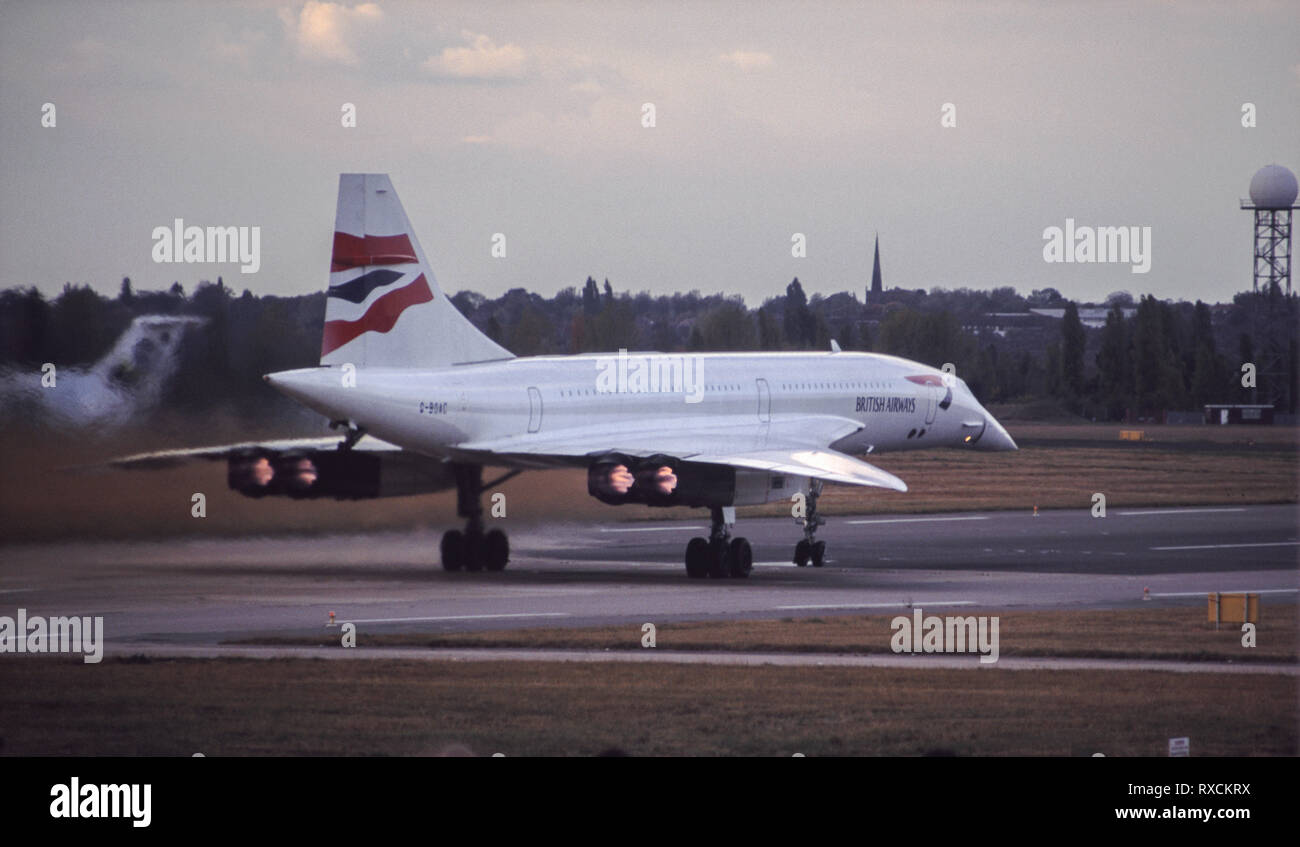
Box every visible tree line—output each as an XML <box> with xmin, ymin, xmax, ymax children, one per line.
<box><xmin>1</xmin><ymin>275</ymin><xmax>1294</xmax><ymax>420</ymax></box>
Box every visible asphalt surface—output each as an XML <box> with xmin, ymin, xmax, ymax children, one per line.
<box><xmin>0</xmin><ymin>504</ymin><xmax>1295</xmax><ymax>653</ymax></box>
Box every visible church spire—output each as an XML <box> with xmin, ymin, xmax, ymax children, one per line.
<box><xmin>868</xmin><ymin>233</ymin><xmax>883</xmax><ymax>301</ymax></box>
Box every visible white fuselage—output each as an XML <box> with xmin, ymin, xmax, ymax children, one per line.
<box><xmin>265</xmin><ymin>350</ymin><xmax>1016</xmax><ymax>461</ymax></box>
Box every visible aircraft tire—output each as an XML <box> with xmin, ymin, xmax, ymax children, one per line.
<box><xmin>706</xmin><ymin>538</ymin><xmax>730</xmax><ymax>579</ymax></box>
<box><xmin>483</xmin><ymin>528</ymin><xmax>509</xmax><ymax>572</ymax></box>
<box><xmin>728</xmin><ymin>537</ymin><xmax>753</xmax><ymax>578</ymax></box>
<box><xmin>685</xmin><ymin>537</ymin><xmax>710</xmax><ymax>579</ymax></box>
<box><xmin>463</xmin><ymin>532</ymin><xmax>485</xmax><ymax>572</ymax></box>
<box><xmin>440</xmin><ymin>530</ymin><xmax>465</xmax><ymax>571</ymax></box>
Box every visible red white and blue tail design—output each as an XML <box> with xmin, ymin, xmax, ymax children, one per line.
<box><xmin>320</xmin><ymin>174</ymin><xmax>513</xmax><ymax>367</ymax></box>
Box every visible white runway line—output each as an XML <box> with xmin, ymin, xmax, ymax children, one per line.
<box><xmin>1147</xmin><ymin>588</ymin><xmax>1299</xmax><ymax>598</ymax></box>
<box><xmin>1149</xmin><ymin>541</ymin><xmax>1300</xmax><ymax>551</ymax></box>
<box><xmin>776</xmin><ymin>601</ymin><xmax>977</xmax><ymax>610</ymax></box>
<box><xmin>1118</xmin><ymin>508</ymin><xmax>1247</xmax><ymax>516</ymax></box>
<box><xmin>846</xmin><ymin>516</ymin><xmax>989</xmax><ymax>525</ymax></box>
<box><xmin>345</xmin><ymin>612</ymin><xmax>571</xmax><ymax>624</ymax></box>
<box><xmin>112</xmin><ymin>644</ymin><xmax>1300</xmax><ymax>675</ymax></box>
<box><xmin>598</xmin><ymin>526</ymin><xmax>706</xmax><ymax>533</ymax></box>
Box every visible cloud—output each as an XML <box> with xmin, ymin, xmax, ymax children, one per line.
<box><xmin>569</xmin><ymin>78</ymin><xmax>603</xmax><ymax>95</ymax></box>
<box><xmin>212</xmin><ymin>29</ymin><xmax>267</xmax><ymax>68</ymax></box>
<box><xmin>425</xmin><ymin>31</ymin><xmax>528</xmax><ymax>80</ymax></box>
<box><xmin>719</xmin><ymin>50</ymin><xmax>773</xmax><ymax>70</ymax></box>
<box><xmin>281</xmin><ymin>1</ymin><xmax>383</xmax><ymax>65</ymax></box>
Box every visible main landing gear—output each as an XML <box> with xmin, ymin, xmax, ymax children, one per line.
<box><xmin>793</xmin><ymin>480</ymin><xmax>827</xmax><ymax>568</ymax></box>
<box><xmin>679</xmin><ymin>480</ymin><xmax>829</xmax><ymax>578</ymax></box>
<box><xmin>440</xmin><ymin>463</ymin><xmax>518</xmax><ymax>573</ymax></box>
<box><xmin>684</xmin><ymin>506</ymin><xmax>753</xmax><ymax>579</ymax></box>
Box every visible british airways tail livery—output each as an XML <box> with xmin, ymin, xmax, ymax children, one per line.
<box><xmin>319</xmin><ymin>174</ymin><xmax>512</xmax><ymax>368</ymax></box>
<box><xmin>114</xmin><ymin>174</ymin><xmax>1016</xmax><ymax>579</ymax></box>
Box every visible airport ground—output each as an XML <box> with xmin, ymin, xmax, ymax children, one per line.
<box><xmin>1</xmin><ymin>419</ymin><xmax>1296</xmax><ymax>542</ymax></box>
<box><xmin>1</xmin><ymin>650</ymin><xmax>1294</xmax><ymax>756</ymax></box>
<box><xmin>1</xmin><ymin>419</ymin><xmax>1296</xmax><ymax>755</ymax></box>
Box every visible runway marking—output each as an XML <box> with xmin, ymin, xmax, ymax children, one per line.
<box><xmin>1147</xmin><ymin>589</ymin><xmax>1299</xmax><ymax>598</ymax></box>
<box><xmin>115</xmin><ymin>644</ymin><xmax>1297</xmax><ymax>675</ymax></box>
<box><xmin>345</xmin><ymin>613</ymin><xmax>571</xmax><ymax>624</ymax></box>
<box><xmin>1149</xmin><ymin>541</ymin><xmax>1300</xmax><ymax>552</ymax></box>
<box><xmin>598</xmin><ymin>526</ymin><xmax>706</xmax><ymax>533</ymax></box>
<box><xmin>0</xmin><ymin>588</ymin><xmax>34</xmax><ymax>594</ymax></box>
<box><xmin>776</xmin><ymin>601</ymin><xmax>977</xmax><ymax>610</ymax></box>
<box><xmin>846</xmin><ymin>516</ymin><xmax>989</xmax><ymax>525</ymax></box>
<box><xmin>1118</xmin><ymin>508</ymin><xmax>1247</xmax><ymax>516</ymax></box>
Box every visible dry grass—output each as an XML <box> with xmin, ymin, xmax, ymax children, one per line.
<box><xmin>813</xmin><ymin>444</ymin><xmax>1297</xmax><ymax>515</ymax></box>
<box><xmin>2</xmin><ymin>421</ymin><xmax>1295</xmax><ymax>541</ymax></box>
<box><xmin>0</xmin><ymin>656</ymin><xmax>1292</xmax><ymax>756</ymax></box>
<box><xmin>243</xmin><ymin>605</ymin><xmax>1299</xmax><ymax>663</ymax></box>
<box><xmin>1006</xmin><ymin>422</ymin><xmax>1300</xmax><ymax>447</ymax></box>
<box><xmin>0</xmin><ymin>419</ymin><xmax>596</xmax><ymax>541</ymax></box>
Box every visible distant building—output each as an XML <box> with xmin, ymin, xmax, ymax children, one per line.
<box><xmin>967</xmin><ymin>306</ymin><xmax>1137</xmax><ymax>343</ymax></box>
<box><xmin>1204</xmin><ymin>404</ymin><xmax>1274</xmax><ymax>425</ymax></box>
<box><xmin>1026</xmin><ymin>307</ymin><xmax>1136</xmax><ymax>329</ymax></box>
<box><xmin>970</xmin><ymin>311</ymin><xmax>1058</xmax><ymax>340</ymax></box>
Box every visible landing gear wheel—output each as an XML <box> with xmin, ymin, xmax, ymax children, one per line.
<box><xmin>728</xmin><ymin>537</ymin><xmax>753</xmax><ymax>578</ymax></box>
<box><xmin>483</xmin><ymin>528</ymin><xmax>509</xmax><ymax>572</ymax></box>
<box><xmin>811</xmin><ymin>540</ymin><xmax>826</xmax><ymax>568</ymax></box>
<box><xmin>440</xmin><ymin>529</ymin><xmax>465</xmax><ymax>572</ymax></box>
<box><xmin>463</xmin><ymin>532</ymin><xmax>484</xmax><ymax>572</ymax></box>
<box><xmin>442</xmin><ymin>463</ymin><xmax>505</xmax><ymax>574</ymax></box>
<box><xmin>707</xmin><ymin>539</ymin><xmax>731</xmax><ymax>579</ymax></box>
<box><xmin>685</xmin><ymin>537</ymin><xmax>710</xmax><ymax>579</ymax></box>
<box><xmin>793</xmin><ymin>539</ymin><xmax>810</xmax><ymax>568</ymax></box>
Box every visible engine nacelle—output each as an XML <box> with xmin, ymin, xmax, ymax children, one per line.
<box><xmin>227</xmin><ymin>450</ymin><xmax>455</xmax><ymax>500</ymax></box>
<box><xmin>587</xmin><ymin>454</ymin><xmax>807</xmax><ymax>508</ymax></box>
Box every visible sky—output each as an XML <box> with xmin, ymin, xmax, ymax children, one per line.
<box><xmin>1</xmin><ymin>0</ymin><xmax>1297</xmax><ymax>307</ymax></box>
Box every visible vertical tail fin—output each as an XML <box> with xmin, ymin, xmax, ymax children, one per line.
<box><xmin>320</xmin><ymin>174</ymin><xmax>513</xmax><ymax>367</ymax></box>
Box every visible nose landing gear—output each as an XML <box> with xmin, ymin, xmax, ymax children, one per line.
<box><xmin>793</xmin><ymin>480</ymin><xmax>826</xmax><ymax>567</ymax></box>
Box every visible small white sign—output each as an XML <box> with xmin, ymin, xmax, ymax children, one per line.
<box><xmin>1168</xmin><ymin>737</ymin><xmax>1190</xmax><ymax>757</ymax></box>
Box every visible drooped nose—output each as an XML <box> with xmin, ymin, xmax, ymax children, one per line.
<box><xmin>977</xmin><ymin>412</ymin><xmax>1018</xmax><ymax>451</ymax></box>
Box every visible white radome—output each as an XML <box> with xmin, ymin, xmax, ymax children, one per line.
<box><xmin>1248</xmin><ymin>164</ymin><xmax>1299</xmax><ymax>209</ymax></box>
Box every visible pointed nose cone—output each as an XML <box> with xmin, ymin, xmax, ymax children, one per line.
<box><xmin>980</xmin><ymin>413</ymin><xmax>1018</xmax><ymax>451</ymax></box>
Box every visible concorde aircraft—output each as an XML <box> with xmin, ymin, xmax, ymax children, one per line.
<box><xmin>114</xmin><ymin>174</ymin><xmax>1016</xmax><ymax>579</ymax></box>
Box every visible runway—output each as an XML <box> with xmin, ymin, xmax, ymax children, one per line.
<box><xmin>0</xmin><ymin>504</ymin><xmax>1296</xmax><ymax>651</ymax></box>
